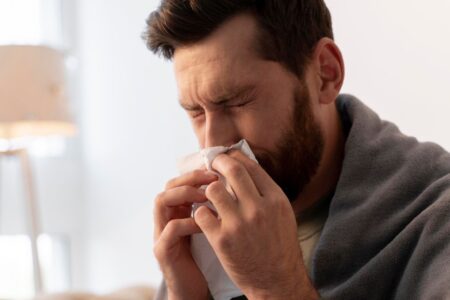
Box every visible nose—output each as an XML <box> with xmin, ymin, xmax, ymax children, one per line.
<box><xmin>204</xmin><ymin>111</ymin><xmax>239</xmax><ymax>148</ymax></box>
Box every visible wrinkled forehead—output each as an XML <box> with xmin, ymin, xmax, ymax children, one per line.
<box><xmin>173</xmin><ymin>12</ymin><xmax>262</xmax><ymax>69</ymax></box>
<box><xmin>173</xmin><ymin>13</ymin><xmax>266</xmax><ymax>99</ymax></box>
<box><xmin>174</xmin><ymin>54</ymin><xmax>261</xmax><ymax>99</ymax></box>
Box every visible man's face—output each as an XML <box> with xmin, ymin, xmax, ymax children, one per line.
<box><xmin>174</xmin><ymin>13</ymin><xmax>324</xmax><ymax>201</ymax></box>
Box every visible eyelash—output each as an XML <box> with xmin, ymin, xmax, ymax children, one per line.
<box><xmin>228</xmin><ymin>97</ymin><xmax>252</xmax><ymax>109</ymax></box>
<box><xmin>188</xmin><ymin>99</ymin><xmax>252</xmax><ymax>119</ymax></box>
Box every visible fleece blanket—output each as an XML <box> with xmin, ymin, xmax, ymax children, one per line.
<box><xmin>314</xmin><ymin>94</ymin><xmax>450</xmax><ymax>299</ymax></box>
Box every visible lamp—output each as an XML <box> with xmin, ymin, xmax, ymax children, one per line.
<box><xmin>0</xmin><ymin>45</ymin><xmax>76</xmax><ymax>294</ymax></box>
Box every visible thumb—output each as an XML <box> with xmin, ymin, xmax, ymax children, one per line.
<box><xmin>194</xmin><ymin>205</ymin><xmax>220</xmax><ymax>238</ymax></box>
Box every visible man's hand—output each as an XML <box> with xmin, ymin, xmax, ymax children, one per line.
<box><xmin>193</xmin><ymin>151</ymin><xmax>319</xmax><ymax>299</ymax></box>
<box><xmin>153</xmin><ymin>170</ymin><xmax>218</xmax><ymax>300</ymax></box>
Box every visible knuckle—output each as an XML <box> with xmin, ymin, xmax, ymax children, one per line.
<box><xmin>225</xmin><ymin>222</ymin><xmax>240</xmax><ymax>236</ymax></box>
<box><xmin>225</xmin><ymin>161</ymin><xmax>245</xmax><ymax>178</ymax></box>
<box><xmin>176</xmin><ymin>185</ymin><xmax>190</xmax><ymax>196</ymax></box>
<box><xmin>246</xmin><ymin>159</ymin><xmax>259</xmax><ymax>172</ymax></box>
<box><xmin>206</xmin><ymin>181</ymin><xmax>223</xmax><ymax>196</ymax></box>
<box><xmin>247</xmin><ymin>208</ymin><xmax>265</xmax><ymax>224</ymax></box>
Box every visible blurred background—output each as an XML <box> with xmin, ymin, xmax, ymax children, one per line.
<box><xmin>0</xmin><ymin>0</ymin><xmax>449</xmax><ymax>298</ymax></box>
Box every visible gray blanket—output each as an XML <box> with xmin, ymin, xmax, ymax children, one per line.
<box><xmin>314</xmin><ymin>94</ymin><xmax>450</xmax><ymax>299</ymax></box>
<box><xmin>155</xmin><ymin>94</ymin><xmax>450</xmax><ymax>299</ymax></box>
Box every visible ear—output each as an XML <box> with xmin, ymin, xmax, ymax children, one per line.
<box><xmin>312</xmin><ymin>38</ymin><xmax>345</xmax><ymax>105</ymax></box>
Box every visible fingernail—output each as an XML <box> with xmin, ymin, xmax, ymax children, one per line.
<box><xmin>205</xmin><ymin>171</ymin><xmax>218</xmax><ymax>179</ymax></box>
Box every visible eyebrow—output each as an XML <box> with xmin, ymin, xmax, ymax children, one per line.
<box><xmin>180</xmin><ymin>85</ymin><xmax>257</xmax><ymax>111</ymax></box>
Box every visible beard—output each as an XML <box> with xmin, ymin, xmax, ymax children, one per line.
<box><xmin>254</xmin><ymin>86</ymin><xmax>324</xmax><ymax>202</ymax></box>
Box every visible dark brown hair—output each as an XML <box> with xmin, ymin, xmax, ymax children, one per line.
<box><xmin>143</xmin><ymin>0</ymin><xmax>333</xmax><ymax>77</ymax></box>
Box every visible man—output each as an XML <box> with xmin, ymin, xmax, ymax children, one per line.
<box><xmin>144</xmin><ymin>1</ymin><xmax>450</xmax><ymax>299</ymax></box>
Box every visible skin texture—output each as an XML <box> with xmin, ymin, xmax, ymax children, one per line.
<box><xmin>153</xmin><ymin>13</ymin><xmax>345</xmax><ymax>300</ymax></box>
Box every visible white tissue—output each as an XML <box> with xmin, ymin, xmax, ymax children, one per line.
<box><xmin>176</xmin><ymin>139</ymin><xmax>258</xmax><ymax>300</ymax></box>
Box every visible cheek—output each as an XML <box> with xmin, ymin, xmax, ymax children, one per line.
<box><xmin>237</xmin><ymin>108</ymin><xmax>291</xmax><ymax>152</ymax></box>
<box><xmin>248</xmin><ymin>90</ymin><xmax>296</xmax><ymax>148</ymax></box>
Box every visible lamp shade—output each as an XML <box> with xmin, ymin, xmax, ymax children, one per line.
<box><xmin>0</xmin><ymin>45</ymin><xmax>76</xmax><ymax>139</ymax></box>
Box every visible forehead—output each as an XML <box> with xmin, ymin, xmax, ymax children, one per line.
<box><xmin>174</xmin><ymin>12</ymin><xmax>261</xmax><ymax>69</ymax></box>
<box><xmin>173</xmin><ymin>13</ymin><xmax>266</xmax><ymax>99</ymax></box>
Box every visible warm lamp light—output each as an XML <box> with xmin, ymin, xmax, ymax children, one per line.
<box><xmin>0</xmin><ymin>45</ymin><xmax>76</xmax><ymax>140</ymax></box>
<box><xmin>0</xmin><ymin>45</ymin><xmax>76</xmax><ymax>295</ymax></box>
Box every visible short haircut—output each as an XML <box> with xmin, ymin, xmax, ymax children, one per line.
<box><xmin>143</xmin><ymin>0</ymin><xmax>334</xmax><ymax>77</ymax></box>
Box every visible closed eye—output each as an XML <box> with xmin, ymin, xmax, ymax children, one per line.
<box><xmin>228</xmin><ymin>98</ymin><xmax>252</xmax><ymax>108</ymax></box>
<box><xmin>187</xmin><ymin>109</ymin><xmax>205</xmax><ymax>119</ymax></box>
<box><xmin>234</xmin><ymin>100</ymin><xmax>250</xmax><ymax>107</ymax></box>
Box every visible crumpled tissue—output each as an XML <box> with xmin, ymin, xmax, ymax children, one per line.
<box><xmin>176</xmin><ymin>140</ymin><xmax>258</xmax><ymax>300</ymax></box>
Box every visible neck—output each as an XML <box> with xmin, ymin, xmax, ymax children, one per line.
<box><xmin>292</xmin><ymin>103</ymin><xmax>345</xmax><ymax>216</ymax></box>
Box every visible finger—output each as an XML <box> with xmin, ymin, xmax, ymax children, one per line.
<box><xmin>154</xmin><ymin>205</ymin><xmax>192</xmax><ymax>241</ymax></box>
<box><xmin>212</xmin><ymin>153</ymin><xmax>261</xmax><ymax>203</ymax></box>
<box><xmin>165</xmin><ymin>169</ymin><xmax>218</xmax><ymax>190</ymax></box>
<box><xmin>154</xmin><ymin>187</ymin><xmax>206</xmax><ymax>240</ymax></box>
<box><xmin>156</xmin><ymin>218</ymin><xmax>202</xmax><ymax>254</ymax></box>
<box><xmin>204</xmin><ymin>181</ymin><xmax>238</xmax><ymax>220</ymax></box>
<box><xmin>158</xmin><ymin>186</ymin><xmax>208</xmax><ymax>208</ymax></box>
<box><xmin>229</xmin><ymin>150</ymin><xmax>281</xmax><ymax>197</ymax></box>
<box><xmin>194</xmin><ymin>206</ymin><xmax>220</xmax><ymax>238</ymax></box>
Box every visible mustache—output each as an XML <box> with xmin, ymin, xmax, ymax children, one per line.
<box><xmin>245</xmin><ymin>145</ymin><xmax>278</xmax><ymax>176</ymax></box>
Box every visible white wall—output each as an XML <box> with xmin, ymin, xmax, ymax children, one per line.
<box><xmin>75</xmin><ymin>0</ymin><xmax>450</xmax><ymax>293</ymax></box>
<box><xmin>328</xmin><ymin>0</ymin><xmax>450</xmax><ymax>150</ymax></box>
<box><xmin>77</xmin><ymin>0</ymin><xmax>197</xmax><ymax>292</ymax></box>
